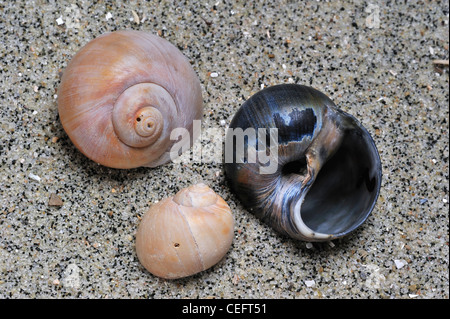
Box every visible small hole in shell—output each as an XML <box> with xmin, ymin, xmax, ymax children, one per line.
<box><xmin>147</xmin><ymin>123</ymin><xmax>152</xmax><ymax>128</ymax></box>
<box><xmin>282</xmin><ymin>157</ymin><xmax>308</xmax><ymax>176</ymax></box>
<box><xmin>174</xmin><ymin>243</ymin><xmax>180</xmax><ymax>248</ymax></box>
<box><xmin>136</xmin><ymin>117</ymin><xmax>141</xmax><ymax>122</ymax></box>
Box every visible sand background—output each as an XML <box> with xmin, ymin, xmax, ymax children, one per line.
<box><xmin>0</xmin><ymin>1</ymin><xmax>448</xmax><ymax>298</ymax></box>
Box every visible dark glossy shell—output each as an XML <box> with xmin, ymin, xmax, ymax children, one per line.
<box><xmin>224</xmin><ymin>84</ymin><xmax>382</xmax><ymax>241</ymax></box>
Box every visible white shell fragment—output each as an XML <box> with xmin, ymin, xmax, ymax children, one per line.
<box><xmin>394</xmin><ymin>259</ymin><xmax>406</xmax><ymax>269</ymax></box>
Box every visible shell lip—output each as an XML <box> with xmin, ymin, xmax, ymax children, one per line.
<box><xmin>344</xmin><ymin>125</ymin><xmax>382</xmax><ymax>236</ymax></box>
<box><xmin>340</xmin><ymin>110</ymin><xmax>383</xmax><ymax>234</ymax></box>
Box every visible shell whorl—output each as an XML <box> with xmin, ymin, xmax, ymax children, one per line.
<box><xmin>111</xmin><ymin>83</ymin><xmax>175</xmax><ymax>148</ymax></box>
<box><xmin>173</xmin><ymin>183</ymin><xmax>218</xmax><ymax>207</ymax></box>
<box><xmin>58</xmin><ymin>30</ymin><xmax>203</xmax><ymax>169</ymax></box>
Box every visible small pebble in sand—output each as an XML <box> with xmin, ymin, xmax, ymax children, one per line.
<box><xmin>48</xmin><ymin>193</ymin><xmax>64</xmax><ymax>206</ymax></box>
<box><xmin>28</xmin><ymin>173</ymin><xmax>41</xmax><ymax>182</ymax></box>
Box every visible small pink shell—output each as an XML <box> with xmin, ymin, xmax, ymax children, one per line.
<box><xmin>135</xmin><ymin>184</ymin><xmax>234</xmax><ymax>279</ymax></box>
